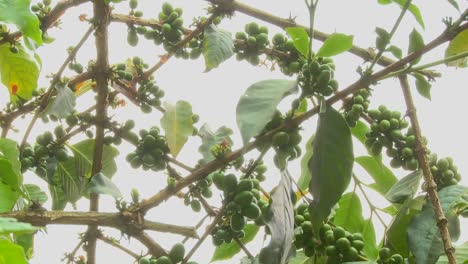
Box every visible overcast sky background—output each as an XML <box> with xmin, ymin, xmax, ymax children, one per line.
<box><xmin>0</xmin><ymin>0</ymin><xmax>467</xmax><ymax>263</ymax></box>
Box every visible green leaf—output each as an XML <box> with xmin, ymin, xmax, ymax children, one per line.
<box><xmin>377</xmin><ymin>0</ymin><xmax>425</xmax><ymax>29</ymax></box>
<box><xmin>408</xmin><ymin>29</ymin><xmax>424</xmax><ymax>65</ymax></box>
<box><xmin>0</xmin><ymin>0</ymin><xmax>42</xmax><ymax>44</ymax></box>
<box><xmin>385</xmin><ymin>170</ymin><xmax>422</xmax><ymax>203</ymax></box>
<box><xmin>236</xmin><ymin>80</ymin><xmax>298</xmax><ymax>144</ymax></box>
<box><xmin>413</xmin><ymin>73</ymin><xmax>432</xmax><ymax>100</ymax></box>
<box><xmin>287</xmin><ymin>251</ymin><xmax>314</xmax><ymax>264</ymax></box>
<box><xmin>285</xmin><ymin>27</ymin><xmax>310</xmax><ymax>58</ymax></box>
<box><xmin>0</xmin><ymin>237</ymin><xmax>28</xmax><ymax>264</ymax></box>
<box><xmin>351</xmin><ymin>121</ymin><xmax>369</xmax><ymax>145</ymax></box>
<box><xmin>387</xmin><ymin>45</ymin><xmax>402</xmax><ymax>59</ymax></box>
<box><xmin>361</xmin><ymin>218</ymin><xmax>378</xmax><ymax>259</ymax></box>
<box><xmin>0</xmin><ymin>182</ymin><xmax>19</xmax><ymax>213</ymax></box>
<box><xmin>211</xmin><ymin>224</ymin><xmax>259</xmax><ymax>262</ymax></box>
<box><xmin>14</xmin><ymin>233</ymin><xmax>34</xmax><ymax>259</ymax></box>
<box><xmin>43</xmin><ymin>83</ymin><xmax>76</xmax><ymax>118</ymax></box>
<box><xmin>203</xmin><ymin>25</ymin><xmax>234</xmax><ymax>72</ymax></box>
<box><xmin>0</xmin><ymin>218</ymin><xmax>37</xmax><ymax>235</ymax></box>
<box><xmin>298</xmin><ymin>135</ymin><xmax>314</xmax><ymax>191</ymax></box>
<box><xmin>408</xmin><ymin>185</ymin><xmax>468</xmax><ymax>264</ymax></box>
<box><xmin>0</xmin><ymin>138</ymin><xmax>22</xmax><ymax>192</ymax></box>
<box><xmin>437</xmin><ymin>242</ymin><xmax>468</xmax><ymax>264</ymax></box>
<box><xmin>445</xmin><ymin>29</ymin><xmax>468</xmax><ymax>68</ymax></box>
<box><xmin>308</xmin><ymin>106</ymin><xmax>353</xmax><ymax>234</ymax></box>
<box><xmin>259</xmin><ymin>170</ymin><xmax>295</xmax><ymax>264</ymax></box>
<box><xmin>198</xmin><ymin>124</ymin><xmax>233</xmax><ymax>165</ymax></box>
<box><xmin>24</xmin><ymin>184</ymin><xmax>47</xmax><ymax>204</ymax></box>
<box><xmin>316</xmin><ymin>33</ymin><xmax>353</xmax><ymax>57</ymax></box>
<box><xmin>343</xmin><ymin>262</ymin><xmax>377</xmax><ymax>264</ymax></box>
<box><xmin>0</xmin><ymin>43</ymin><xmax>40</xmax><ymax>103</ymax></box>
<box><xmin>445</xmin><ymin>0</ymin><xmax>459</xmax><ymax>10</ymax></box>
<box><xmin>85</xmin><ymin>173</ymin><xmax>122</xmax><ymax>199</ymax></box>
<box><xmin>355</xmin><ymin>156</ymin><xmax>397</xmax><ymax>195</ymax></box>
<box><xmin>161</xmin><ymin>100</ymin><xmax>194</xmax><ymax>157</ymax></box>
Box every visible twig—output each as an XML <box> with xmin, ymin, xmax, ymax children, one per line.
<box><xmin>133</xmin><ymin>232</ymin><xmax>167</xmax><ymax>257</ymax></box>
<box><xmin>233</xmin><ymin>236</ymin><xmax>254</xmax><ymax>259</ymax></box>
<box><xmin>398</xmin><ymin>75</ymin><xmax>456</xmax><ymax>263</ymax></box>
<box><xmin>182</xmin><ymin>214</ymin><xmax>209</xmax><ymax>243</ymax></box>
<box><xmin>97</xmin><ymin>232</ymin><xmax>140</xmax><ymax>259</ymax></box>
<box><xmin>353</xmin><ymin>174</ymin><xmax>388</xmax><ymax>230</ymax></box>
<box><xmin>65</xmin><ymin>239</ymin><xmax>84</xmax><ymax>264</ymax></box>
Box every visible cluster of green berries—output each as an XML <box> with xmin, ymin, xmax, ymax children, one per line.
<box><xmin>126</xmin><ymin>0</ymin><xmax>144</xmax><ymax>47</ymax></box>
<box><xmin>184</xmin><ymin>173</ymin><xmax>214</xmax><ymax>212</ymax></box>
<box><xmin>428</xmin><ymin>154</ymin><xmax>461</xmax><ymax>189</ymax></box>
<box><xmin>377</xmin><ymin>248</ymin><xmax>404</xmax><ymax>264</ymax></box>
<box><xmin>293</xmin><ymin>203</ymin><xmax>316</xmax><ymax>256</ymax></box>
<box><xmin>298</xmin><ymin>57</ymin><xmax>338</xmax><ymax>97</ymax></box>
<box><xmin>137</xmin><ymin>80</ymin><xmax>165</xmax><ymax>113</ymax></box>
<box><xmin>125</xmin><ymin>127</ymin><xmax>169</xmax><ymax>171</ymax></box>
<box><xmin>252</xmin><ymin>163</ymin><xmax>268</xmax><ymax>182</ymax></box>
<box><xmin>234</xmin><ymin>22</ymin><xmax>270</xmax><ymax>66</ymax></box>
<box><xmin>366</xmin><ymin>106</ymin><xmax>422</xmax><ymax>170</ymax></box>
<box><xmin>272</xmin><ymin>129</ymin><xmax>302</xmax><ymax>169</ymax></box>
<box><xmin>271</xmin><ymin>33</ymin><xmax>303</xmax><ymax>76</ymax></box>
<box><xmin>65</xmin><ymin>111</ymin><xmax>92</xmax><ymax>128</ymax></box>
<box><xmin>138</xmin><ymin>243</ymin><xmax>197</xmax><ymax>264</ymax></box>
<box><xmin>320</xmin><ymin>224</ymin><xmax>365</xmax><ymax>263</ymax></box>
<box><xmin>31</xmin><ymin>0</ymin><xmax>52</xmax><ymax>19</ymax></box>
<box><xmin>343</xmin><ymin>88</ymin><xmax>371</xmax><ymax>127</ymax></box>
<box><xmin>211</xmin><ymin>223</ymin><xmax>246</xmax><ymax>246</ymax></box>
<box><xmin>104</xmin><ymin>119</ymin><xmax>139</xmax><ymax>146</ymax></box>
<box><xmin>66</xmin><ymin>47</ymin><xmax>84</xmax><ymax>74</ymax></box>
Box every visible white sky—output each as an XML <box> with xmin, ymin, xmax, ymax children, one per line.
<box><xmin>0</xmin><ymin>0</ymin><xmax>467</xmax><ymax>263</ymax></box>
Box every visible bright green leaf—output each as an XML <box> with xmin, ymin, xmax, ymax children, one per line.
<box><xmin>387</xmin><ymin>45</ymin><xmax>402</xmax><ymax>59</ymax></box>
<box><xmin>161</xmin><ymin>100</ymin><xmax>194</xmax><ymax>157</ymax></box>
<box><xmin>298</xmin><ymin>135</ymin><xmax>314</xmax><ymax>191</ymax></box>
<box><xmin>385</xmin><ymin>170</ymin><xmax>422</xmax><ymax>203</ymax></box>
<box><xmin>198</xmin><ymin>124</ymin><xmax>233</xmax><ymax>165</ymax></box>
<box><xmin>413</xmin><ymin>73</ymin><xmax>432</xmax><ymax>100</ymax></box>
<box><xmin>351</xmin><ymin>121</ymin><xmax>369</xmax><ymax>145</ymax></box>
<box><xmin>43</xmin><ymin>83</ymin><xmax>76</xmax><ymax>118</ymax></box>
<box><xmin>408</xmin><ymin>29</ymin><xmax>424</xmax><ymax>65</ymax></box>
<box><xmin>85</xmin><ymin>173</ymin><xmax>122</xmax><ymax>199</ymax></box>
<box><xmin>24</xmin><ymin>184</ymin><xmax>47</xmax><ymax>204</ymax></box>
<box><xmin>445</xmin><ymin>29</ymin><xmax>468</xmax><ymax>68</ymax></box>
<box><xmin>285</xmin><ymin>27</ymin><xmax>310</xmax><ymax>58</ymax></box>
<box><xmin>236</xmin><ymin>80</ymin><xmax>298</xmax><ymax>144</ymax></box>
<box><xmin>437</xmin><ymin>242</ymin><xmax>468</xmax><ymax>264</ymax></box>
<box><xmin>0</xmin><ymin>0</ymin><xmax>42</xmax><ymax>44</ymax></box>
<box><xmin>0</xmin><ymin>43</ymin><xmax>40</xmax><ymax>104</ymax></box>
<box><xmin>361</xmin><ymin>218</ymin><xmax>378</xmax><ymax>259</ymax></box>
<box><xmin>0</xmin><ymin>237</ymin><xmax>28</xmax><ymax>264</ymax></box>
<box><xmin>0</xmin><ymin>138</ymin><xmax>22</xmax><ymax>178</ymax></box>
<box><xmin>203</xmin><ymin>25</ymin><xmax>234</xmax><ymax>72</ymax></box>
<box><xmin>308</xmin><ymin>106</ymin><xmax>353</xmax><ymax>234</ymax></box>
<box><xmin>316</xmin><ymin>33</ymin><xmax>353</xmax><ymax>57</ymax></box>
<box><xmin>211</xmin><ymin>224</ymin><xmax>259</xmax><ymax>262</ymax></box>
<box><xmin>0</xmin><ymin>182</ymin><xmax>19</xmax><ymax>213</ymax></box>
<box><xmin>0</xmin><ymin>218</ymin><xmax>37</xmax><ymax>235</ymax></box>
<box><xmin>377</xmin><ymin>0</ymin><xmax>425</xmax><ymax>29</ymax></box>
<box><xmin>355</xmin><ymin>156</ymin><xmax>397</xmax><ymax>195</ymax></box>
<box><xmin>287</xmin><ymin>251</ymin><xmax>314</xmax><ymax>264</ymax></box>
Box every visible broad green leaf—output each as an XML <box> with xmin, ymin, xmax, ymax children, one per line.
<box><xmin>0</xmin><ymin>43</ymin><xmax>40</xmax><ymax>104</ymax></box>
<box><xmin>211</xmin><ymin>224</ymin><xmax>259</xmax><ymax>262</ymax></box>
<box><xmin>408</xmin><ymin>29</ymin><xmax>424</xmax><ymax>65</ymax></box>
<box><xmin>361</xmin><ymin>218</ymin><xmax>378</xmax><ymax>259</ymax></box>
<box><xmin>287</xmin><ymin>251</ymin><xmax>313</xmax><ymax>264</ymax></box>
<box><xmin>203</xmin><ymin>25</ymin><xmax>234</xmax><ymax>72</ymax></box>
<box><xmin>413</xmin><ymin>73</ymin><xmax>431</xmax><ymax>100</ymax></box>
<box><xmin>14</xmin><ymin>233</ymin><xmax>34</xmax><ymax>259</ymax></box>
<box><xmin>377</xmin><ymin>0</ymin><xmax>425</xmax><ymax>29</ymax></box>
<box><xmin>0</xmin><ymin>0</ymin><xmax>42</xmax><ymax>44</ymax></box>
<box><xmin>0</xmin><ymin>159</ymin><xmax>19</xmax><ymax>192</ymax></box>
<box><xmin>161</xmin><ymin>101</ymin><xmax>194</xmax><ymax>157</ymax></box>
<box><xmin>0</xmin><ymin>237</ymin><xmax>28</xmax><ymax>264</ymax></box>
<box><xmin>445</xmin><ymin>29</ymin><xmax>468</xmax><ymax>68</ymax></box>
<box><xmin>316</xmin><ymin>33</ymin><xmax>353</xmax><ymax>57</ymax></box>
<box><xmin>0</xmin><ymin>218</ymin><xmax>37</xmax><ymax>235</ymax></box>
<box><xmin>236</xmin><ymin>80</ymin><xmax>298</xmax><ymax>144</ymax></box>
<box><xmin>387</xmin><ymin>45</ymin><xmax>402</xmax><ymax>59</ymax></box>
<box><xmin>408</xmin><ymin>185</ymin><xmax>468</xmax><ymax>264</ymax></box>
<box><xmin>85</xmin><ymin>173</ymin><xmax>122</xmax><ymax>199</ymax></box>
<box><xmin>0</xmin><ymin>138</ymin><xmax>22</xmax><ymax>184</ymax></box>
<box><xmin>437</xmin><ymin>242</ymin><xmax>468</xmax><ymax>264</ymax></box>
<box><xmin>355</xmin><ymin>156</ymin><xmax>397</xmax><ymax>195</ymax></box>
<box><xmin>351</xmin><ymin>121</ymin><xmax>369</xmax><ymax>145</ymax></box>
<box><xmin>385</xmin><ymin>170</ymin><xmax>422</xmax><ymax>203</ymax></box>
<box><xmin>298</xmin><ymin>135</ymin><xmax>314</xmax><ymax>191</ymax></box>
<box><xmin>24</xmin><ymin>184</ymin><xmax>47</xmax><ymax>204</ymax></box>
<box><xmin>48</xmin><ymin>182</ymin><xmax>67</xmax><ymax>210</ymax></box>
<box><xmin>308</xmin><ymin>106</ymin><xmax>353</xmax><ymax>234</ymax></box>
<box><xmin>259</xmin><ymin>170</ymin><xmax>295</xmax><ymax>264</ymax></box>
<box><xmin>285</xmin><ymin>27</ymin><xmax>310</xmax><ymax>58</ymax></box>
<box><xmin>43</xmin><ymin>83</ymin><xmax>76</xmax><ymax>118</ymax></box>
<box><xmin>198</xmin><ymin>124</ymin><xmax>233</xmax><ymax>165</ymax></box>
<box><xmin>0</xmin><ymin>182</ymin><xmax>19</xmax><ymax>212</ymax></box>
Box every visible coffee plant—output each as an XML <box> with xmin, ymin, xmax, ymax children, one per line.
<box><xmin>0</xmin><ymin>0</ymin><xmax>467</xmax><ymax>264</ymax></box>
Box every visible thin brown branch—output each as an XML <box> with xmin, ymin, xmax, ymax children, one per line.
<box><xmin>398</xmin><ymin>75</ymin><xmax>456</xmax><ymax>264</ymax></box>
<box><xmin>97</xmin><ymin>232</ymin><xmax>140</xmax><ymax>259</ymax></box>
<box><xmin>133</xmin><ymin>232</ymin><xmax>167</xmax><ymax>257</ymax></box>
<box><xmin>65</xmin><ymin>239</ymin><xmax>85</xmax><ymax>264</ymax></box>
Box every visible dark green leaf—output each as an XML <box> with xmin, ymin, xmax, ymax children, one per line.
<box><xmin>308</xmin><ymin>106</ymin><xmax>353</xmax><ymax>234</ymax></box>
<box><xmin>385</xmin><ymin>170</ymin><xmax>422</xmax><ymax>203</ymax></box>
<box><xmin>161</xmin><ymin>100</ymin><xmax>194</xmax><ymax>157</ymax></box>
<box><xmin>0</xmin><ymin>218</ymin><xmax>38</xmax><ymax>235</ymax></box>
<box><xmin>285</xmin><ymin>27</ymin><xmax>310</xmax><ymax>58</ymax></box>
<box><xmin>259</xmin><ymin>170</ymin><xmax>295</xmax><ymax>264</ymax></box>
<box><xmin>85</xmin><ymin>173</ymin><xmax>122</xmax><ymax>199</ymax></box>
<box><xmin>0</xmin><ymin>182</ymin><xmax>19</xmax><ymax>213</ymax></box>
<box><xmin>437</xmin><ymin>242</ymin><xmax>468</xmax><ymax>264</ymax></box>
<box><xmin>211</xmin><ymin>224</ymin><xmax>259</xmax><ymax>262</ymax></box>
<box><xmin>408</xmin><ymin>185</ymin><xmax>468</xmax><ymax>264</ymax></box>
<box><xmin>14</xmin><ymin>233</ymin><xmax>34</xmax><ymax>259</ymax></box>
<box><xmin>387</xmin><ymin>45</ymin><xmax>402</xmax><ymax>59</ymax></box>
<box><xmin>445</xmin><ymin>29</ymin><xmax>468</xmax><ymax>68</ymax></box>
<box><xmin>24</xmin><ymin>184</ymin><xmax>47</xmax><ymax>204</ymax></box>
<box><xmin>0</xmin><ymin>0</ymin><xmax>42</xmax><ymax>44</ymax></box>
<box><xmin>355</xmin><ymin>156</ymin><xmax>397</xmax><ymax>195</ymax></box>
<box><xmin>43</xmin><ymin>83</ymin><xmax>76</xmax><ymax>118</ymax></box>
<box><xmin>446</xmin><ymin>0</ymin><xmax>459</xmax><ymax>10</ymax></box>
<box><xmin>236</xmin><ymin>80</ymin><xmax>298</xmax><ymax>144</ymax></box>
<box><xmin>316</xmin><ymin>33</ymin><xmax>354</xmax><ymax>57</ymax></box>
<box><xmin>0</xmin><ymin>138</ymin><xmax>22</xmax><ymax>190</ymax></box>
<box><xmin>203</xmin><ymin>25</ymin><xmax>234</xmax><ymax>72</ymax></box>
<box><xmin>198</xmin><ymin>124</ymin><xmax>233</xmax><ymax>165</ymax></box>
<box><xmin>408</xmin><ymin>29</ymin><xmax>424</xmax><ymax>65</ymax></box>
<box><xmin>298</xmin><ymin>135</ymin><xmax>314</xmax><ymax>191</ymax></box>
<box><xmin>413</xmin><ymin>73</ymin><xmax>432</xmax><ymax>100</ymax></box>
<box><xmin>0</xmin><ymin>237</ymin><xmax>28</xmax><ymax>264</ymax></box>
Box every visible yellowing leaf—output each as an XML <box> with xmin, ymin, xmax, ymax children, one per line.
<box><xmin>0</xmin><ymin>0</ymin><xmax>43</xmax><ymax>44</ymax></box>
<box><xmin>0</xmin><ymin>44</ymin><xmax>39</xmax><ymax>103</ymax></box>
<box><xmin>161</xmin><ymin>101</ymin><xmax>194</xmax><ymax>157</ymax></box>
<box><xmin>445</xmin><ymin>29</ymin><xmax>468</xmax><ymax>68</ymax></box>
